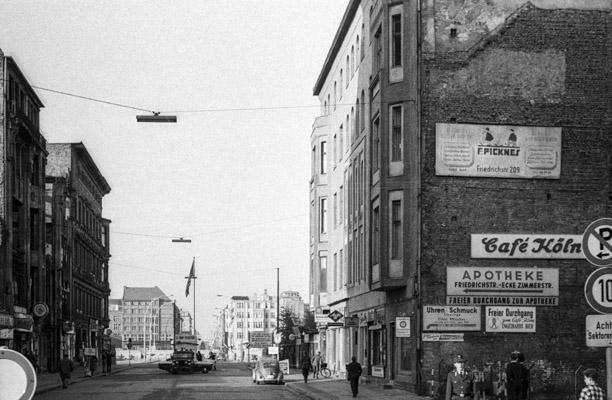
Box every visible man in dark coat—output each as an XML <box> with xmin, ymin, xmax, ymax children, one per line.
<box><xmin>301</xmin><ymin>353</ymin><xmax>312</xmax><ymax>383</ymax></box>
<box><xmin>346</xmin><ymin>356</ymin><xmax>363</xmax><ymax>397</ymax></box>
<box><xmin>58</xmin><ymin>354</ymin><xmax>74</xmax><ymax>389</ymax></box>
<box><xmin>506</xmin><ymin>351</ymin><xmax>528</xmax><ymax>400</ymax></box>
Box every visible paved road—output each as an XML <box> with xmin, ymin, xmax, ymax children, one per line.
<box><xmin>34</xmin><ymin>362</ymin><xmax>305</xmax><ymax>400</ymax></box>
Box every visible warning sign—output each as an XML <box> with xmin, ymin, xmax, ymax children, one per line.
<box><xmin>582</xmin><ymin>218</ymin><xmax>612</xmax><ymax>267</ymax></box>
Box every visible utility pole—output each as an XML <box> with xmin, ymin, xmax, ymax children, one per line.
<box><xmin>276</xmin><ymin>267</ymin><xmax>280</xmax><ymax>330</ymax></box>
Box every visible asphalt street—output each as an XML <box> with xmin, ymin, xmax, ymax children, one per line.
<box><xmin>33</xmin><ymin>362</ymin><xmax>307</xmax><ymax>400</ymax></box>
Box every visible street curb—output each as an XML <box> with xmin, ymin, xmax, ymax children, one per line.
<box><xmin>34</xmin><ymin>364</ymin><xmax>132</xmax><ymax>395</ymax></box>
<box><xmin>285</xmin><ymin>381</ymin><xmax>341</xmax><ymax>400</ymax></box>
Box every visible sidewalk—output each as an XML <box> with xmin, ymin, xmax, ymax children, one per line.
<box><xmin>35</xmin><ymin>362</ymin><xmax>132</xmax><ymax>395</ymax></box>
<box><xmin>285</xmin><ymin>376</ymin><xmax>430</xmax><ymax>400</ymax></box>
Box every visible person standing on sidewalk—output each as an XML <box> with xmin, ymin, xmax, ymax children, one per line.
<box><xmin>506</xmin><ymin>351</ymin><xmax>528</xmax><ymax>400</ymax></box>
<box><xmin>446</xmin><ymin>354</ymin><xmax>474</xmax><ymax>400</ymax></box>
<box><xmin>579</xmin><ymin>368</ymin><xmax>605</xmax><ymax>400</ymax></box>
<box><xmin>312</xmin><ymin>351</ymin><xmax>322</xmax><ymax>379</ymax></box>
<box><xmin>346</xmin><ymin>356</ymin><xmax>363</xmax><ymax>398</ymax></box>
<box><xmin>301</xmin><ymin>353</ymin><xmax>312</xmax><ymax>383</ymax></box>
<box><xmin>58</xmin><ymin>354</ymin><xmax>74</xmax><ymax>389</ymax></box>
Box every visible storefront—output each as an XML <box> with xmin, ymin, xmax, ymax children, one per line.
<box><xmin>14</xmin><ymin>306</ymin><xmax>34</xmax><ymax>351</ymax></box>
<box><xmin>0</xmin><ymin>312</ymin><xmax>15</xmax><ymax>348</ymax></box>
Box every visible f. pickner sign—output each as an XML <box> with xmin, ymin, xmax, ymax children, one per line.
<box><xmin>446</xmin><ymin>266</ymin><xmax>559</xmax><ymax>306</ymax></box>
<box><xmin>471</xmin><ymin>234</ymin><xmax>584</xmax><ymax>259</ymax></box>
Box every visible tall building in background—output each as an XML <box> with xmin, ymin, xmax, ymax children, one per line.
<box><xmin>279</xmin><ymin>290</ymin><xmax>306</xmax><ymax>321</ymax></box>
<box><xmin>0</xmin><ymin>51</ymin><xmax>48</xmax><ymax>366</ymax></box>
<box><xmin>223</xmin><ymin>290</ymin><xmax>278</xmax><ymax>361</ymax></box>
<box><xmin>119</xmin><ymin>287</ymin><xmax>179</xmax><ymax>352</ymax></box>
<box><xmin>312</xmin><ymin>0</ymin><xmax>611</xmax><ymax>395</ymax></box>
<box><xmin>46</xmin><ymin>142</ymin><xmax>111</xmax><ymax>366</ymax></box>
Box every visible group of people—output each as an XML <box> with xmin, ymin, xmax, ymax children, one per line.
<box><xmin>446</xmin><ymin>351</ymin><xmax>605</xmax><ymax>400</ymax></box>
<box><xmin>300</xmin><ymin>351</ymin><xmax>363</xmax><ymax>397</ymax></box>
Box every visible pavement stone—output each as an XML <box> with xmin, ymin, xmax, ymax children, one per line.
<box><xmin>35</xmin><ymin>362</ymin><xmax>135</xmax><ymax>395</ymax></box>
<box><xmin>285</xmin><ymin>377</ymin><xmax>430</xmax><ymax>400</ymax></box>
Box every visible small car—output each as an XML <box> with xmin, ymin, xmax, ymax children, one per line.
<box><xmin>252</xmin><ymin>357</ymin><xmax>284</xmax><ymax>384</ymax></box>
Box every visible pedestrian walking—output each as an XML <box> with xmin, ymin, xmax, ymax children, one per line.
<box><xmin>579</xmin><ymin>368</ymin><xmax>605</xmax><ymax>400</ymax></box>
<box><xmin>506</xmin><ymin>351</ymin><xmax>529</xmax><ymax>400</ymax></box>
<box><xmin>312</xmin><ymin>351</ymin><xmax>322</xmax><ymax>378</ymax></box>
<box><xmin>445</xmin><ymin>354</ymin><xmax>474</xmax><ymax>400</ymax></box>
<box><xmin>301</xmin><ymin>353</ymin><xmax>312</xmax><ymax>384</ymax></box>
<box><xmin>58</xmin><ymin>353</ymin><xmax>74</xmax><ymax>389</ymax></box>
<box><xmin>346</xmin><ymin>356</ymin><xmax>362</xmax><ymax>398</ymax></box>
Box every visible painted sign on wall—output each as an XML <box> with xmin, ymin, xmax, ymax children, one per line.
<box><xmin>435</xmin><ymin>123</ymin><xmax>561</xmax><ymax>179</ymax></box>
<box><xmin>423</xmin><ymin>306</ymin><xmax>481</xmax><ymax>331</ymax></box>
<box><xmin>422</xmin><ymin>333</ymin><xmax>464</xmax><ymax>342</ymax></box>
<box><xmin>446</xmin><ymin>266</ymin><xmax>559</xmax><ymax>306</ymax></box>
<box><xmin>471</xmin><ymin>234</ymin><xmax>584</xmax><ymax>259</ymax></box>
<box><xmin>485</xmin><ymin>307</ymin><xmax>536</xmax><ymax>332</ymax></box>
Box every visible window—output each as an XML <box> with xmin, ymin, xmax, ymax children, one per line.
<box><xmin>346</xmin><ymin>115</ymin><xmax>350</xmax><ymax>146</ymax></box>
<box><xmin>360</xmin><ymin>24</ymin><xmax>365</xmax><ymax>60</ymax></box>
<box><xmin>327</xmin><ymin>94</ymin><xmax>331</xmax><ymax>113</ymax></box>
<box><xmin>312</xmin><ymin>146</ymin><xmax>316</xmax><ymax>176</ymax></box>
<box><xmin>391</xmin><ymin>105</ymin><xmax>403</xmax><ymax>161</ymax></box>
<box><xmin>375</xmin><ymin>26</ymin><xmax>382</xmax><ymax>72</ymax></box>
<box><xmin>339</xmin><ymin>69</ymin><xmax>343</xmax><ymax>98</ymax></box>
<box><xmin>338</xmin><ymin>124</ymin><xmax>344</xmax><ymax>161</ymax></box>
<box><xmin>346</xmin><ymin>56</ymin><xmax>349</xmax><ymax>87</ymax></box>
<box><xmin>333</xmin><ymin>134</ymin><xmax>337</xmax><ymax>167</ymax></box>
<box><xmin>360</xmin><ymin>91</ymin><xmax>365</xmax><ymax>132</ymax></box>
<box><xmin>334</xmin><ymin>82</ymin><xmax>337</xmax><ymax>109</ymax></box>
<box><xmin>372</xmin><ymin>206</ymin><xmax>380</xmax><ymax>265</ymax></box>
<box><xmin>339</xmin><ymin>185</ymin><xmax>344</xmax><ymax>226</ymax></box>
<box><xmin>333</xmin><ymin>192</ymin><xmax>338</xmax><ymax>228</ymax></box>
<box><xmin>372</xmin><ymin>117</ymin><xmax>380</xmax><ymax>172</ymax></box>
<box><xmin>320</xmin><ymin>198</ymin><xmax>328</xmax><ymax>234</ymax></box>
<box><xmin>351</xmin><ymin>107</ymin><xmax>355</xmax><ymax>139</ymax></box>
<box><xmin>339</xmin><ymin>249</ymin><xmax>344</xmax><ymax>286</ymax></box>
<box><xmin>351</xmin><ymin>46</ymin><xmax>355</xmax><ymax>76</ymax></box>
<box><xmin>320</xmin><ymin>141</ymin><xmax>327</xmax><ymax>174</ymax></box>
<box><xmin>391</xmin><ymin>200</ymin><xmax>402</xmax><ymax>259</ymax></box>
<box><xmin>333</xmin><ymin>253</ymin><xmax>338</xmax><ymax>291</ymax></box>
<box><xmin>356</xmin><ymin>99</ymin><xmax>360</xmax><ymax>136</ymax></box>
<box><xmin>320</xmin><ymin>255</ymin><xmax>328</xmax><ymax>292</ymax></box>
<box><xmin>391</xmin><ymin>13</ymin><xmax>402</xmax><ymax>67</ymax></box>
<box><xmin>356</xmin><ymin>36</ymin><xmax>360</xmax><ymax>66</ymax></box>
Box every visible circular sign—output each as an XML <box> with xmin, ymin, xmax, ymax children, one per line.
<box><xmin>288</xmin><ymin>333</ymin><xmax>296</xmax><ymax>341</ymax></box>
<box><xmin>0</xmin><ymin>349</ymin><xmax>37</xmax><ymax>400</ymax></box>
<box><xmin>583</xmin><ymin>218</ymin><xmax>612</xmax><ymax>267</ymax></box>
<box><xmin>32</xmin><ymin>303</ymin><xmax>49</xmax><ymax>318</ymax></box>
<box><xmin>398</xmin><ymin>319</ymin><xmax>408</xmax><ymax>329</ymax></box>
<box><xmin>584</xmin><ymin>267</ymin><xmax>612</xmax><ymax>314</ymax></box>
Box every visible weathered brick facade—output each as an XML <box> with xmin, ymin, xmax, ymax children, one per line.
<box><xmin>420</xmin><ymin>3</ymin><xmax>611</xmax><ymax>397</ymax></box>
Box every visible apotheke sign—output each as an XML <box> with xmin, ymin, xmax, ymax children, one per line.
<box><xmin>471</xmin><ymin>234</ymin><xmax>584</xmax><ymax>259</ymax></box>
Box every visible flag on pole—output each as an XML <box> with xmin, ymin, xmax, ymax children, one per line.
<box><xmin>185</xmin><ymin>259</ymin><xmax>195</xmax><ymax>297</ymax></box>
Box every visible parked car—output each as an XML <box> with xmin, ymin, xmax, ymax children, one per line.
<box><xmin>158</xmin><ymin>350</ymin><xmax>214</xmax><ymax>374</ymax></box>
<box><xmin>251</xmin><ymin>357</ymin><xmax>283</xmax><ymax>384</ymax></box>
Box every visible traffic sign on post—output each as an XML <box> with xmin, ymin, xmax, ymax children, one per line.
<box><xmin>582</xmin><ymin>218</ymin><xmax>612</xmax><ymax>267</ymax></box>
<box><xmin>0</xmin><ymin>349</ymin><xmax>37</xmax><ymax>400</ymax></box>
<box><xmin>584</xmin><ymin>267</ymin><xmax>612</xmax><ymax>314</ymax></box>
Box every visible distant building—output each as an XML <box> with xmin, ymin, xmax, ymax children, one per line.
<box><xmin>108</xmin><ymin>299</ymin><xmax>122</xmax><ymax>339</ymax></box>
<box><xmin>0</xmin><ymin>51</ymin><xmax>48</xmax><ymax>366</ymax></box>
<box><xmin>223</xmin><ymin>290</ymin><xmax>278</xmax><ymax>361</ymax></box>
<box><xmin>46</xmin><ymin>142</ymin><xmax>111</xmax><ymax>365</ymax></box>
<box><xmin>280</xmin><ymin>290</ymin><xmax>305</xmax><ymax>321</ymax></box>
<box><xmin>120</xmin><ymin>287</ymin><xmax>179</xmax><ymax>352</ymax></box>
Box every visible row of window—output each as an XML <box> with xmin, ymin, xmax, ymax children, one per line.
<box><xmin>74</xmin><ymin>239</ymin><xmax>106</xmax><ymax>282</ymax></box>
<box><xmin>322</xmin><ymin>22</ymin><xmax>366</xmax><ymax>115</ymax></box>
<box><xmin>232</xmin><ymin>311</ymin><xmax>275</xmax><ymax>319</ymax></box>
<box><xmin>8</xmin><ymin>74</ymin><xmax>41</xmax><ymax>129</ymax></box>
<box><xmin>76</xmin><ymin>196</ymin><xmax>106</xmax><ymax>245</ymax></box>
<box><xmin>74</xmin><ymin>285</ymin><xmax>104</xmax><ymax>319</ymax></box>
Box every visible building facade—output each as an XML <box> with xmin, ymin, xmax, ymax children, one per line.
<box><xmin>223</xmin><ymin>291</ymin><xmax>278</xmax><ymax>361</ymax></box>
<box><xmin>119</xmin><ymin>287</ymin><xmax>179</xmax><ymax>353</ymax></box>
<box><xmin>279</xmin><ymin>290</ymin><xmax>306</xmax><ymax>321</ymax></box>
<box><xmin>312</xmin><ymin>0</ymin><xmax>611</xmax><ymax>396</ymax></box>
<box><xmin>0</xmin><ymin>52</ymin><xmax>49</xmax><ymax>366</ymax></box>
<box><xmin>46</xmin><ymin>142</ymin><xmax>111</xmax><ymax>365</ymax></box>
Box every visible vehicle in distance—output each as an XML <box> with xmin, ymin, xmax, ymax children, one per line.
<box><xmin>252</xmin><ymin>357</ymin><xmax>284</xmax><ymax>384</ymax></box>
<box><xmin>158</xmin><ymin>350</ymin><xmax>214</xmax><ymax>374</ymax></box>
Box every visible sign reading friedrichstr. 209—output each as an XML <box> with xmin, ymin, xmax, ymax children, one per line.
<box><xmin>446</xmin><ymin>266</ymin><xmax>559</xmax><ymax>306</ymax></box>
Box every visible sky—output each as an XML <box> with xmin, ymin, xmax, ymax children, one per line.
<box><xmin>0</xmin><ymin>0</ymin><xmax>349</xmax><ymax>338</ymax></box>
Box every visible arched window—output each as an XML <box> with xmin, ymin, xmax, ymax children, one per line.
<box><xmin>356</xmin><ymin>36</ymin><xmax>360</xmax><ymax>67</ymax></box>
<box><xmin>327</xmin><ymin>94</ymin><xmax>331</xmax><ymax>114</ymax></box>
<box><xmin>355</xmin><ymin>99</ymin><xmax>360</xmax><ymax>137</ymax></box>
<box><xmin>346</xmin><ymin>114</ymin><xmax>350</xmax><ymax>146</ymax></box>
<box><xmin>323</xmin><ymin>100</ymin><xmax>327</xmax><ymax>115</ymax></box>
<box><xmin>346</xmin><ymin>56</ymin><xmax>350</xmax><ymax>87</ymax></box>
<box><xmin>351</xmin><ymin>107</ymin><xmax>355</xmax><ymax>139</ymax></box>
<box><xmin>339</xmin><ymin>69</ymin><xmax>343</xmax><ymax>99</ymax></box>
<box><xmin>361</xmin><ymin>24</ymin><xmax>365</xmax><ymax>60</ymax></box>
<box><xmin>351</xmin><ymin>46</ymin><xmax>355</xmax><ymax>76</ymax></box>
<box><xmin>334</xmin><ymin>82</ymin><xmax>337</xmax><ymax>109</ymax></box>
<box><xmin>360</xmin><ymin>90</ymin><xmax>365</xmax><ymax>131</ymax></box>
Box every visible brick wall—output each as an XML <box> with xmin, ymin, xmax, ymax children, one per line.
<box><xmin>419</xmin><ymin>4</ymin><xmax>611</xmax><ymax>391</ymax></box>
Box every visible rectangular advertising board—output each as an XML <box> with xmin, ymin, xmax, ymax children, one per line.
<box><xmin>249</xmin><ymin>332</ymin><xmax>272</xmax><ymax>348</ymax></box>
<box><xmin>436</xmin><ymin>123</ymin><xmax>561</xmax><ymax>179</ymax></box>
<box><xmin>422</xmin><ymin>333</ymin><xmax>464</xmax><ymax>342</ymax></box>
<box><xmin>586</xmin><ymin>315</ymin><xmax>612</xmax><ymax>347</ymax></box>
<box><xmin>485</xmin><ymin>307</ymin><xmax>536</xmax><ymax>332</ymax></box>
<box><xmin>471</xmin><ymin>234</ymin><xmax>584</xmax><ymax>259</ymax></box>
<box><xmin>423</xmin><ymin>306</ymin><xmax>481</xmax><ymax>331</ymax></box>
